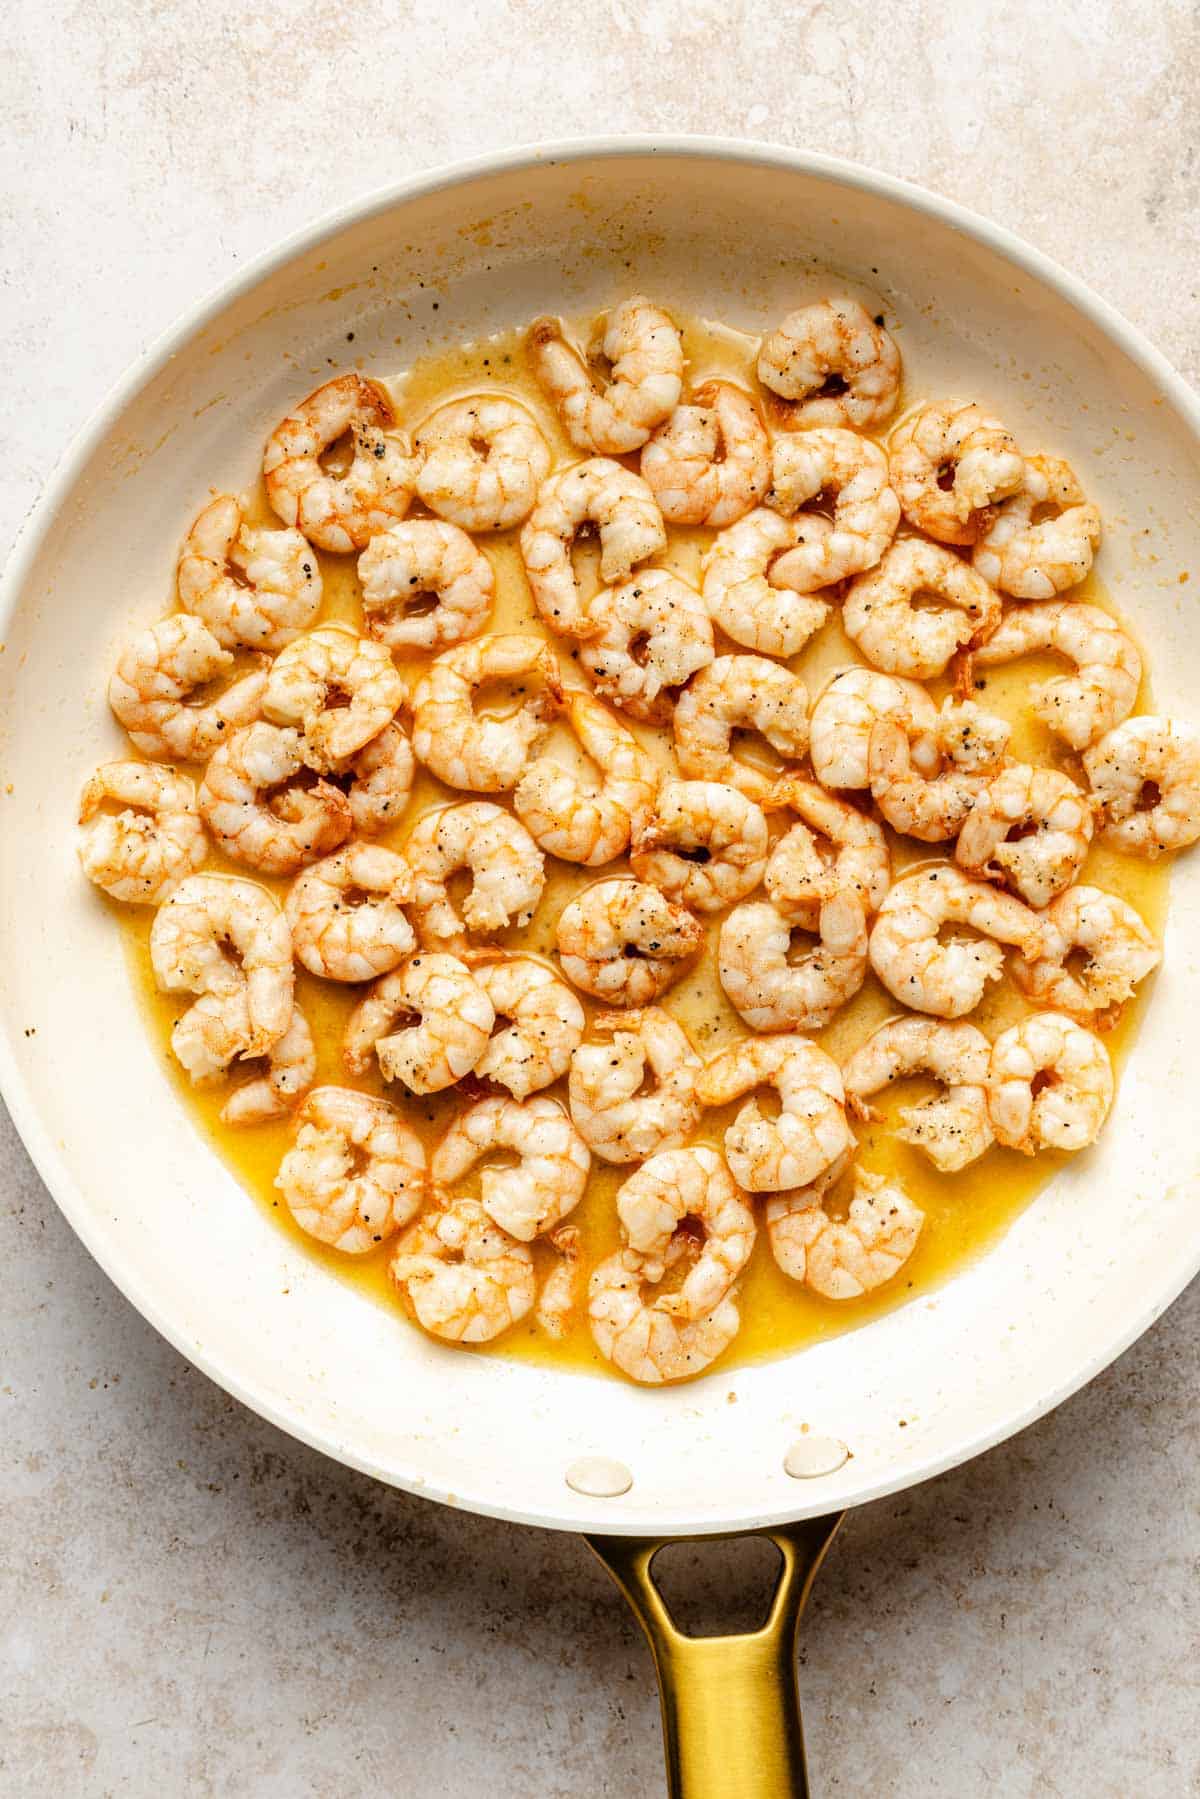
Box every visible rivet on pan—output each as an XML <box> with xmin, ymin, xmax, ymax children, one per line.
<box><xmin>784</xmin><ymin>1435</ymin><xmax>849</xmax><ymax>1479</ymax></box>
<box><xmin>565</xmin><ymin>1456</ymin><xmax>633</xmax><ymax>1498</ymax></box>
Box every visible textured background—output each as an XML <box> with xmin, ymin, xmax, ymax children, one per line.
<box><xmin>3</xmin><ymin>3</ymin><xmax>1200</xmax><ymax>1793</ymax></box>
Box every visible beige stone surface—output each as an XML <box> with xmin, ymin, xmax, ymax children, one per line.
<box><xmin>3</xmin><ymin>3</ymin><xmax>1200</xmax><ymax>1793</ymax></box>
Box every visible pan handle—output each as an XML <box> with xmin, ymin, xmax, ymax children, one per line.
<box><xmin>586</xmin><ymin>1513</ymin><xmax>843</xmax><ymax>1799</ymax></box>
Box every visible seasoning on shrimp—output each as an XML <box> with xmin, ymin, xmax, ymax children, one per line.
<box><xmin>869</xmin><ymin>866</ymin><xmax>1048</xmax><ymax>1018</ymax></box>
<box><xmin>528</xmin><ymin>295</ymin><xmax>684</xmax><ymax>454</ymax></box>
<box><xmin>640</xmin><ymin>380</ymin><xmax>770</xmax><ymax>527</ymax></box>
<box><xmin>809</xmin><ymin>666</ymin><xmax>939</xmax><ymax>793</ymax></box>
<box><xmin>221</xmin><ymin>1007</ymin><xmax>316</xmax><ymax>1127</ymax></box>
<box><xmin>198</xmin><ymin>721</ymin><xmax>351</xmax><ymax>875</ymax></box>
<box><xmin>701</xmin><ymin>508</ymin><xmax>830</xmax><ymax>658</ymax></box>
<box><xmin>1012</xmin><ymin>885</ymin><xmax>1160</xmax><ymax>1020</ymax></box>
<box><xmin>413</xmin><ymin>395</ymin><xmax>551</xmax><ymax>531</ymax></box>
<box><xmin>555</xmin><ymin>877</ymin><xmax>704</xmax><ymax>1006</ymax></box>
<box><xmin>263</xmin><ymin>622</ymin><xmax>405</xmax><ymax>771</ymax></box>
<box><xmin>718</xmin><ymin>895</ymin><xmax>868</xmax><ymax>1032</ymax></box>
<box><xmin>358</xmin><ymin>518</ymin><xmax>494</xmax><ymax>651</ymax></box>
<box><xmin>263</xmin><ymin>373</ymin><xmax>417</xmax><ymax>553</ymax></box>
<box><xmin>987</xmin><ymin>1013</ymin><xmax>1113</xmax><ymax>1154</ymax></box>
<box><xmin>889</xmin><ymin>399</ymin><xmax>1024</xmax><ymax>544</ymax></box>
<box><xmin>696</xmin><ymin>1035</ymin><xmax>852</xmax><ymax>1192</ymax></box>
<box><xmin>969</xmin><ymin>601</ymin><xmax>1141</xmax><ymax>751</ymax></box>
<box><xmin>1082</xmin><ymin>715</ymin><xmax>1200</xmax><ymax>856</ymax></box>
<box><xmin>285</xmin><ymin>843</ymin><xmax>415</xmax><ymax>982</ymax></box>
<box><xmin>616</xmin><ymin>1147</ymin><xmax>756</xmax><ymax>1320</ymax></box>
<box><xmin>973</xmin><ymin>455</ymin><xmax>1101</xmax><ymax>599</ymax></box>
<box><xmin>579</xmin><ymin>567</ymin><xmax>714</xmax><ymax>724</ymax></box>
<box><xmin>467</xmin><ymin>955</ymin><xmax>585</xmax><ymax>1101</ymax></box>
<box><xmin>955</xmin><ymin>763</ymin><xmax>1093</xmax><ymax>909</ymax></box>
<box><xmin>673</xmin><ymin>656</ymin><xmax>809</xmax><ymax>806</ymax></box>
<box><xmin>404</xmin><ymin>802</ymin><xmax>545</xmax><ymax>952</ymax></box>
<box><xmin>391</xmin><ymin>1198</ymin><xmax>535</xmax><ymax>1343</ymax></box>
<box><xmin>520</xmin><ymin>456</ymin><xmax>667</xmax><ymax>637</ymax></box>
<box><xmin>569</xmin><ymin>1008</ymin><xmax>702</xmax><ymax>1163</ymax></box>
<box><xmin>630</xmin><ymin>778</ymin><xmax>768</xmax><ymax>913</ymax></box>
<box><xmin>278</xmin><ymin>1087</ymin><xmax>426</xmax><ymax>1252</ymax></box>
<box><xmin>757</xmin><ymin>297</ymin><xmax>901</xmax><ymax>430</ymax></box>
<box><xmin>177</xmin><ymin>493</ymin><xmax>322</xmax><ymax>652</ymax></box>
<box><xmin>431</xmin><ymin>1095</ymin><xmax>590</xmax><ymax>1241</ymax></box>
<box><xmin>842</xmin><ymin>1017</ymin><xmax>994</xmax><ymax>1172</ymax></box>
<box><xmin>109</xmin><ymin>614</ymin><xmax>267</xmax><ymax>762</ymax></box>
<box><xmin>343</xmin><ymin>953</ymin><xmax>495</xmax><ymax>1092</ymax></box>
<box><xmin>843</xmin><ymin>538</ymin><xmax>1001</xmax><ymax>680</ymax></box>
<box><xmin>588</xmin><ymin>1249</ymin><xmax>742</xmax><ymax>1384</ymax></box>
<box><xmin>765</xmin><ymin>427</ymin><xmax>900</xmax><ymax>589</ymax></box>
<box><xmin>78</xmin><ymin>761</ymin><xmax>207</xmax><ymax>905</ymax></box>
<box><xmin>767</xmin><ymin>1165</ymin><xmax>924</xmax><ymax>1300</ymax></box>
<box><xmin>514</xmin><ymin>689</ymin><xmax>658</xmax><ymax>866</ymax></box>
<box><xmin>410</xmin><ymin>634</ymin><xmax>562</xmax><ymax>793</ymax></box>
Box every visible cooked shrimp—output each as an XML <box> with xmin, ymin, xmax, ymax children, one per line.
<box><xmin>588</xmin><ymin>1246</ymin><xmax>741</xmax><ymax>1385</ymax></box>
<box><xmin>263</xmin><ymin>623</ymin><xmax>404</xmax><ymax>771</ymax></box>
<box><xmin>413</xmin><ymin>395</ymin><xmax>551</xmax><ymax>531</ymax></box>
<box><xmin>535</xmin><ymin>1225</ymin><xmax>583</xmax><ymax>1340</ymax></box>
<box><xmin>277</xmin><ymin>1087</ymin><xmax>424</xmax><ymax>1251</ymax></box>
<box><xmin>391</xmin><ymin>1197</ymin><xmax>534</xmax><ymax>1343</ymax></box>
<box><xmin>869</xmin><ymin>866</ymin><xmax>1047</xmax><ymax>1017</ymax></box>
<box><xmin>1083</xmin><ymin>716</ymin><xmax>1200</xmax><ymax>857</ymax></box>
<box><xmin>1012</xmin><ymin>884</ymin><xmax>1160</xmax><ymax>1019</ymax></box>
<box><xmin>843</xmin><ymin>539</ymin><xmax>1001</xmax><ymax>680</ymax></box>
<box><xmin>404</xmin><ymin>802</ymin><xmax>545</xmax><ymax>951</ymax></box>
<box><xmin>568</xmin><ymin>1008</ymin><xmax>702</xmax><ymax>1163</ymax></box>
<box><xmin>973</xmin><ymin>455</ymin><xmax>1101</xmax><ymax>598</ymax></box>
<box><xmin>149</xmin><ymin>873</ymin><xmax>294</xmax><ymax>1079</ymax></box>
<box><xmin>198</xmin><ymin>722</ymin><xmax>351</xmax><ymax>874</ymax></box>
<box><xmin>956</xmin><ymin>763</ymin><xmax>1093</xmax><ymax>908</ymax></box>
<box><xmin>673</xmin><ymin>655</ymin><xmax>809</xmax><ymax>804</ymax></box>
<box><xmin>701</xmin><ymin>508</ymin><xmax>830</xmax><ymax>658</ymax></box>
<box><xmin>970</xmin><ymin>602</ymin><xmax>1140</xmax><ymax>752</ymax></box>
<box><xmin>766</xmin><ymin>1168</ymin><xmax>923</xmax><ymax>1299</ymax></box>
<box><xmin>808</xmin><ymin>666</ymin><xmax>939</xmax><ymax>792</ymax></box>
<box><xmin>358</xmin><ymin>519</ymin><xmax>494</xmax><ymax>651</ymax></box>
<box><xmin>78</xmin><ymin>761</ymin><xmax>207</xmax><ymax>904</ymax></box>
<box><xmin>889</xmin><ymin>400</ymin><xmax>1024</xmax><ymax>544</ymax></box>
<box><xmin>767</xmin><ymin>777</ymin><xmax>890</xmax><ymax>924</ymax></box>
<box><xmin>528</xmin><ymin>296</ymin><xmax>684</xmax><ymax>454</ymax></box>
<box><xmin>766</xmin><ymin>428</ymin><xmax>900</xmax><ymax>590</ymax></box>
<box><xmin>868</xmin><ymin>701</ymin><xmax>1011</xmax><ymax>842</ymax></box>
<box><xmin>718</xmin><ymin>896</ymin><xmax>868</xmax><ymax>1032</ymax></box>
<box><xmin>696</xmin><ymin>1035</ymin><xmax>852</xmax><ymax>1192</ymax></box>
<box><xmin>431</xmin><ymin>1094</ymin><xmax>589</xmax><ymax>1241</ymax></box>
<box><xmin>221</xmin><ymin>1006</ymin><xmax>316</xmax><ymax>1127</ymax></box>
<box><xmin>285</xmin><ymin>843</ymin><xmax>415</xmax><ymax>982</ymax></box>
<box><xmin>513</xmin><ymin>689</ymin><xmax>658</xmax><ymax>866</ymax></box>
<box><xmin>263</xmin><ymin>373</ymin><xmax>417</xmax><ymax>553</ymax></box>
<box><xmin>343</xmin><ymin>723</ymin><xmax>415</xmax><ymax>835</ymax></box>
<box><xmin>519</xmin><ymin>457</ymin><xmax>667</xmax><ymax>637</ymax></box>
<box><xmin>842</xmin><ymin>1016</ymin><xmax>993</xmax><ymax>1172</ymax></box>
<box><xmin>343</xmin><ymin>953</ymin><xmax>495</xmax><ymax>1093</ymax></box>
<box><xmin>617</xmin><ymin>1147</ymin><xmax>755</xmax><ymax>1320</ymax></box>
<box><xmin>108</xmin><ymin>614</ymin><xmax>267</xmax><ymax>761</ymax></box>
<box><xmin>580</xmin><ymin>567</ymin><xmax>714</xmax><ymax>724</ymax></box>
<box><xmin>468</xmin><ymin>954</ymin><xmax>585</xmax><ymax>1100</ymax></box>
<box><xmin>640</xmin><ymin>380</ymin><xmax>770</xmax><ymax>526</ymax></box>
<box><xmin>757</xmin><ymin>297</ymin><xmax>901</xmax><ymax>430</ymax></box>
<box><xmin>556</xmin><ymin>878</ymin><xmax>704</xmax><ymax>1006</ymax></box>
<box><xmin>410</xmin><ymin>635</ymin><xmax>562</xmax><ymax>793</ymax></box>
<box><xmin>630</xmin><ymin>778</ymin><xmax>768</xmax><ymax>913</ymax></box>
<box><xmin>988</xmin><ymin>1012</ymin><xmax>1113</xmax><ymax>1153</ymax></box>
<box><xmin>176</xmin><ymin>493</ymin><xmax>322</xmax><ymax>651</ymax></box>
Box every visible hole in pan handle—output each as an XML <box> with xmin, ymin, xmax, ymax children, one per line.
<box><xmin>586</xmin><ymin>1513</ymin><xmax>844</xmax><ymax>1799</ymax></box>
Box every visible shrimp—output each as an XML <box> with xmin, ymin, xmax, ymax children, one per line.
<box><xmin>262</xmin><ymin>373</ymin><xmax>417</xmax><ymax>554</ymax></box>
<box><xmin>757</xmin><ymin>297</ymin><xmax>901</xmax><ymax>430</ymax></box>
<box><xmin>1012</xmin><ymin>884</ymin><xmax>1160</xmax><ymax>1019</ymax></box>
<box><xmin>868</xmin><ymin>702</ymin><xmax>1011</xmax><ymax>843</ymax></box>
<box><xmin>404</xmin><ymin>802</ymin><xmax>545</xmax><ymax>951</ymax></box>
<box><xmin>468</xmin><ymin>954</ymin><xmax>585</xmax><ymax>1100</ymax></box>
<box><xmin>277</xmin><ymin>1087</ymin><xmax>425</xmax><ymax>1252</ymax></box>
<box><xmin>528</xmin><ymin>296</ymin><xmax>684</xmax><ymax>454</ymax></box>
<box><xmin>431</xmin><ymin>1094</ymin><xmax>590</xmax><ymax>1241</ymax></box>
<box><xmin>343</xmin><ymin>723</ymin><xmax>415</xmax><ymax>835</ymax></box>
<box><xmin>391</xmin><ymin>1198</ymin><xmax>534</xmax><ymax>1344</ymax></box>
<box><xmin>843</xmin><ymin>539</ymin><xmax>1001</xmax><ymax>680</ymax></box>
<box><xmin>221</xmin><ymin>1007</ymin><xmax>316</xmax><ymax>1127</ymax></box>
<box><xmin>765</xmin><ymin>428</ymin><xmax>900</xmax><ymax>590</ymax></box>
<box><xmin>78</xmin><ymin>761</ymin><xmax>207</xmax><ymax>904</ymax></box>
<box><xmin>149</xmin><ymin>873</ymin><xmax>294</xmax><ymax>1079</ymax></box>
<box><xmin>987</xmin><ymin>1012</ymin><xmax>1113</xmax><ymax>1154</ymax></box>
<box><xmin>695</xmin><ymin>1035</ymin><xmax>852</xmax><ymax>1192</ymax></box>
<box><xmin>973</xmin><ymin>455</ymin><xmax>1101</xmax><ymax>598</ymax></box>
<box><xmin>580</xmin><ymin>568</ymin><xmax>714</xmax><ymax>724</ymax></box>
<box><xmin>808</xmin><ymin>666</ymin><xmax>939</xmax><ymax>793</ymax></box>
<box><xmin>955</xmin><ymin>763</ymin><xmax>1093</xmax><ymax>908</ymax></box>
<box><xmin>767</xmin><ymin>777</ymin><xmax>891</xmax><ymax>925</ymax></box>
<box><xmin>630</xmin><ymin>778</ymin><xmax>768</xmax><ymax>913</ymax></box>
<box><xmin>108</xmin><ymin>613</ymin><xmax>267</xmax><ymax>762</ymax></box>
<box><xmin>343</xmin><ymin>953</ymin><xmax>495</xmax><ymax>1093</ymax></box>
<box><xmin>842</xmin><ymin>1016</ymin><xmax>993</xmax><ymax>1172</ymax></box>
<box><xmin>673</xmin><ymin>655</ymin><xmax>809</xmax><ymax>805</ymax></box>
<box><xmin>176</xmin><ymin>492</ymin><xmax>322</xmax><ymax>651</ymax></box>
<box><xmin>519</xmin><ymin>457</ymin><xmax>667</xmax><ymax>637</ymax></box>
<box><xmin>513</xmin><ymin>689</ymin><xmax>658</xmax><ymax>866</ymax></box>
<box><xmin>718</xmin><ymin>896</ymin><xmax>868</xmax><ymax>1032</ymax></box>
<box><xmin>285</xmin><ymin>843</ymin><xmax>415</xmax><ymax>982</ymax></box>
<box><xmin>413</xmin><ymin>395</ymin><xmax>551</xmax><ymax>531</ymax></box>
<box><xmin>568</xmin><ymin>1007</ymin><xmax>702</xmax><ymax>1163</ymax></box>
<box><xmin>868</xmin><ymin>866</ymin><xmax>1048</xmax><ymax>1018</ymax></box>
<box><xmin>969</xmin><ymin>601</ymin><xmax>1141</xmax><ymax>751</ymax></box>
<box><xmin>358</xmin><ymin>519</ymin><xmax>494</xmax><ymax>651</ymax></box>
<box><xmin>1083</xmin><ymin>716</ymin><xmax>1200</xmax><ymax>857</ymax></box>
<box><xmin>616</xmin><ymin>1147</ymin><xmax>755</xmax><ymax>1320</ymax></box>
<box><xmin>701</xmin><ymin>508</ymin><xmax>830</xmax><ymax>658</ymax></box>
<box><xmin>410</xmin><ymin>635</ymin><xmax>562</xmax><ymax>793</ymax></box>
<box><xmin>766</xmin><ymin>1167</ymin><xmax>923</xmax><ymax>1299</ymax></box>
<box><xmin>556</xmin><ymin>878</ymin><xmax>704</xmax><ymax>1006</ymax></box>
<box><xmin>588</xmin><ymin>1247</ymin><xmax>741</xmax><ymax>1385</ymax></box>
<box><xmin>640</xmin><ymin>380</ymin><xmax>770</xmax><ymax>526</ymax></box>
<box><xmin>198</xmin><ymin>722</ymin><xmax>351</xmax><ymax>874</ymax></box>
<box><xmin>535</xmin><ymin>1225</ymin><xmax>583</xmax><ymax>1339</ymax></box>
<box><xmin>262</xmin><ymin>623</ymin><xmax>404</xmax><ymax>771</ymax></box>
<box><xmin>889</xmin><ymin>400</ymin><xmax>1024</xmax><ymax>545</ymax></box>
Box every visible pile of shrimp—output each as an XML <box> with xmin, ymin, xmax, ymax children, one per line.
<box><xmin>79</xmin><ymin>291</ymin><xmax>1197</xmax><ymax>1387</ymax></box>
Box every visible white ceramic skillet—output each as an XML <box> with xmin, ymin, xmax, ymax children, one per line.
<box><xmin>2</xmin><ymin>140</ymin><xmax>1199</xmax><ymax>1795</ymax></box>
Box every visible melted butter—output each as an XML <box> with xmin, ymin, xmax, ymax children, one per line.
<box><xmin>118</xmin><ymin>312</ymin><xmax>1171</xmax><ymax>1382</ymax></box>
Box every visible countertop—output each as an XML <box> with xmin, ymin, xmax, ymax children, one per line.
<box><xmin>3</xmin><ymin>3</ymin><xmax>1199</xmax><ymax>1793</ymax></box>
